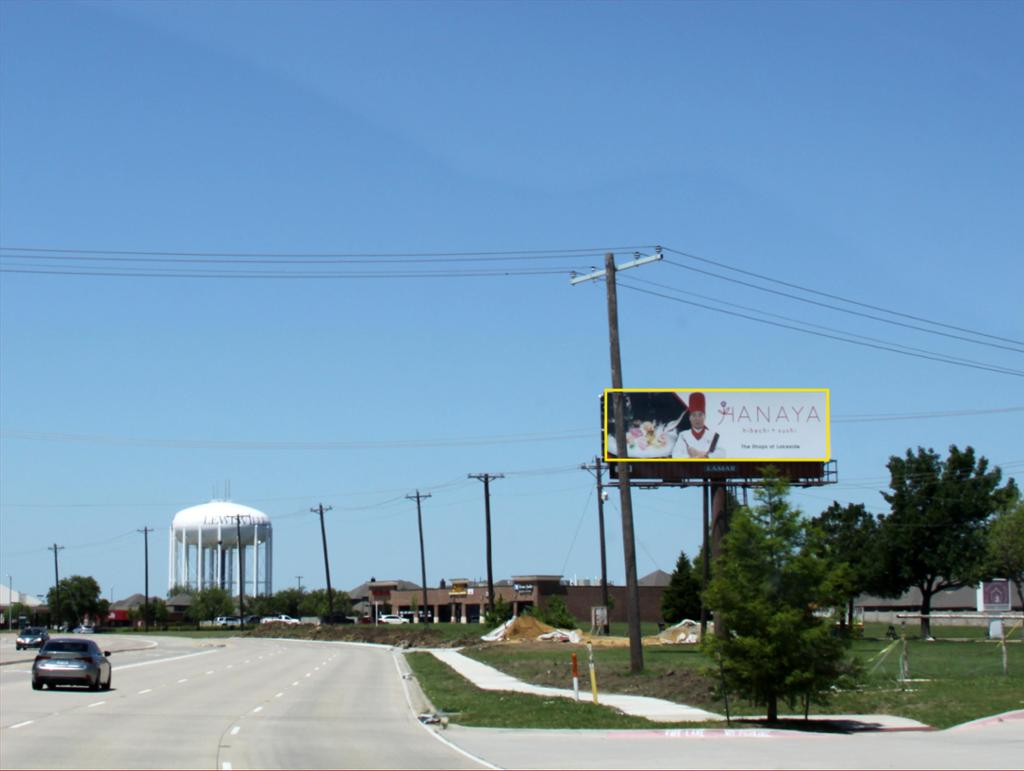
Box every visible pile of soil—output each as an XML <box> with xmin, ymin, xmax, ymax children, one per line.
<box><xmin>502</xmin><ymin>615</ymin><xmax>557</xmax><ymax>641</ymax></box>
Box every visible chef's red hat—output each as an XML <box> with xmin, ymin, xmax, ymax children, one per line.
<box><xmin>688</xmin><ymin>392</ymin><xmax>706</xmax><ymax>413</ymax></box>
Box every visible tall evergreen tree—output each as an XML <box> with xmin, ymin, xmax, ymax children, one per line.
<box><xmin>661</xmin><ymin>549</ymin><xmax>703</xmax><ymax>624</ymax></box>
<box><xmin>703</xmin><ymin>475</ymin><xmax>849</xmax><ymax>722</ymax></box>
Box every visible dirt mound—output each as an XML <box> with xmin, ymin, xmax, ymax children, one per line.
<box><xmin>503</xmin><ymin>615</ymin><xmax>557</xmax><ymax>640</ymax></box>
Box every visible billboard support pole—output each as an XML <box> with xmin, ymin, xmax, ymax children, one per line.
<box><xmin>700</xmin><ymin>482</ymin><xmax>710</xmax><ymax>638</ymax></box>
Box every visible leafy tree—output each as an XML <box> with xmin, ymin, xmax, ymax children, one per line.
<box><xmin>47</xmin><ymin>575</ymin><xmax>102</xmax><ymax>628</ymax></box>
<box><xmin>876</xmin><ymin>445</ymin><xmax>1017</xmax><ymax>638</ymax></box>
<box><xmin>299</xmin><ymin>588</ymin><xmax>352</xmax><ymax>619</ymax></box>
<box><xmin>167</xmin><ymin>584</ymin><xmax>193</xmax><ymax>599</ymax></box>
<box><xmin>185</xmin><ymin>587</ymin><xmax>234</xmax><ymax>626</ymax></box>
<box><xmin>661</xmin><ymin>548</ymin><xmax>702</xmax><ymax>624</ymax></box>
<box><xmin>529</xmin><ymin>596</ymin><xmax>577</xmax><ymax>629</ymax></box>
<box><xmin>703</xmin><ymin>475</ymin><xmax>851</xmax><ymax>722</ymax></box>
<box><xmin>144</xmin><ymin>598</ymin><xmax>169</xmax><ymax>627</ymax></box>
<box><xmin>987</xmin><ymin>495</ymin><xmax>1024</xmax><ymax>608</ymax></box>
<box><xmin>271</xmin><ymin>588</ymin><xmax>307</xmax><ymax>617</ymax></box>
<box><xmin>809</xmin><ymin>502</ymin><xmax>880</xmax><ymax>631</ymax></box>
<box><xmin>483</xmin><ymin>595</ymin><xmax>514</xmax><ymax>628</ymax></box>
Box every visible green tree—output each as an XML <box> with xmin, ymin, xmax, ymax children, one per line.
<box><xmin>144</xmin><ymin>598</ymin><xmax>169</xmax><ymax>627</ymax></box>
<box><xmin>987</xmin><ymin>495</ymin><xmax>1024</xmax><ymax>608</ymax></box>
<box><xmin>876</xmin><ymin>445</ymin><xmax>1017</xmax><ymax>638</ymax></box>
<box><xmin>299</xmin><ymin>588</ymin><xmax>352</xmax><ymax>619</ymax></box>
<box><xmin>703</xmin><ymin>475</ymin><xmax>850</xmax><ymax>722</ymax></box>
<box><xmin>47</xmin><ymin>575</ymin><xmax>102</xmax><ymax>628</ymax></box>
<box><xmin>185</xmin><ymin>587</ymin><xmax>235</xmax><ymax>626</ymax></box>
<box><xmin>483</xmin><ymin>595</ymin><xmax>513</xmax><ymax>628</ymax></box>
<box><xmin>529</xmin><ymin>596</ymin><xmax>577</xmax><ymax>629</ymax></box>
<box><xmin>271</xmin><ymin>588</ymin><xmax>306</xmax><ymax>617</ymax></box>
<box><xmin>167</xmin><ymin>584</ymin><xmax>193</xmax><ymax>599</ymax></box>
<box><xmin>809</xmin><ymin>502</ymin><xmax>880</xmax><ymax>631</ymax></box>
<box><xmin>661</xmin><ymin>548</ymin><xmax>703</xmax><ymax>624</ymax></box>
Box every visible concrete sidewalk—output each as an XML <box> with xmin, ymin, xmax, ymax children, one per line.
<box><xmin>429</xmin><ymin>648</ymin><xmax>723</xmax><ymax>723</ymax></box>
<box><xmin>428</xmin><ymin>649</ymin><xmax>932</xmax><ymax>730</ymax></box>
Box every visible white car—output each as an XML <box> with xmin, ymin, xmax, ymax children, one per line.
<box><xmin>378</xmin><ymin>614</ymin><xmax>409</xmax><ymax>624</ymax></box>
<box><xmin>260</xmin><ymin>614</ymin><xmax>300</xmax><ymax>625</ymax></box>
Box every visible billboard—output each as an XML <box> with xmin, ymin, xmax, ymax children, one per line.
<box><xmin>604</xmin><ymin>388</ymin><xmax>830</xmax><ymax>463</ymax></box>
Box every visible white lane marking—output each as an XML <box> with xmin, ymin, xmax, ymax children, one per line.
<box><xmin>244</xmin><ymin>660</ymin><xmax>251</xmax><ymax>664</ymax></box>
<box><xmin>274</xmin><ymin>692</ymin><xmax>283</xmax><ymax>698</ymax></box>
<box><xmin>177</xmin><ymin>678</ymin><xmax>188</xmax><ymax>683</ymax></box>
<box><xmin>392</xmin><ymin>653</ymin><xmax>501</xmax><ymax>770</ymax></box>
<box><xmin>304</xmin><ymin>672</ymin><xmax>311</xmax><ymax>678</ymax></box>
<box><xmin>252</xmin><ymin>706</ymin><xmax>263</xmax><ymax>713</ymax></box>
<box><xmin>314</xmin><ymin>666</ymin><xmax>319</xmax><ymax>671</ymax></box>
<box><xmin>88</xmin><ymin>701</ymin><xmax>106</xmax><ymax>708</ymax></box>
<box><xmin>230</xmin><ymin>726</ymin><xmax>241</xmax><ymax>736</ymax></box>
<box><xmin>115</xmin><ymin>648</ymin><xmax>220</xmax><ymax>671</ymax></box>
<box><xmin>138</xmin><ymin>688</ymin><xmax>153</xmax><ymax>695</ymax></box>
<box><xmin>222</xmin><ymin>763</ymin><xmax>232</xmax><ymax>770</ymax></box>
<box><xmin>206</xmin><ymin>670</ymin><xmax>215</xmax><ymax>675</ymax></box>
<box><xmin>292</xmin><ymin>681</ymin><xmax>299</xmax><ymax>686</ymax></box>
<box><xmin>227</xmin><ymin>664</ymin><xmax>233</xmax><ymax>668</ymax></box>
<box><xmin>11</xmin><ymin>720</ymin><xmax>34</xmax><ymax>729</ymax></box>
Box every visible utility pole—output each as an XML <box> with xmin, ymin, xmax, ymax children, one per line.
<box><xmin>700</xmin><ymin>482</ymin><xmax>710</xmax><ymax>638</ymax></box>
<box><xmin>296</xmin><ymin>576</ymin><xmax>303</xmax><ymax>590</ymax></box>
<box><xmin>138</xmin><ymin>527</ymin><xmax>152</xmax><ymax>631</ymax></box>
<box><xmin>468</xmin><ymin>473</ymin><xmax>504</xmax><ymax>614</ymax></box>
<box><xmin>406</xmin><ymin>490</ymin><xmax>432</xmax><ymax>623</ymax></box>
<box><xmin>233</xmin><ymin>516</ymin><xmax>245</xmax><ymax>629</ymax></box>
<box><xmin>7</xmin><ymin>575</ymin><xmax>13</xmax><ymax>630</ymax></box>
<box><xmin>311</xmin><ymin>504</ymin><xmax>335</xmax><ymax>621</ymax></box>
<box><xmin>570</xmin><ymin>248</ymin><xmax>662</xmax><ymax>674</ymax></box>
<box><xmin>580</xmin><ymin>457</ymin><xmax>610</xmax><ymax>634</ymax></box>
<box><xmin>48</xmin><ymin>544</ymin><xmax>64</xmax><ymax>629</ymax></box>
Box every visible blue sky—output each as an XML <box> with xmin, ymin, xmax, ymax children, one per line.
<box><xmin>2</xmin><ymin>1</ymin><xmax>1021</xmax><ymax>604</ymax></box>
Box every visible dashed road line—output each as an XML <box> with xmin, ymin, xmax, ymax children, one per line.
<box><xmin>292</xmin><ymin>681</ymin><xmax>299</xmax><ymax>686</ymax></box>
<box><xmin>274</xmin><ymin>692</ymin><xmax>284</xmax><ymax>698</ymax></box>
<box><xmin>206</xmin><ymin>670</ymin><xmax>215</xmax><ymax>675</ymax></box>
<box><xmin>138</xmin><ymin>688</ymin><xmax>153</xmax><ymax>695</ymax></box>
<box><xmin>230</xmin><ymin>726</ymin><xmax>241</xmax><ymax>736</ymax></box>
<box><xmin>88</xmin><ymin>701</ymin><xmax>106</xmax><ymax>708</ymax></box>
<box><xmin>11</xmin><ymin>720</ymin><xmax>34</xmax><ymax>729</ymax></box>
<box><xmin>252</xmin><ymin>706</ymin><xmax>263</xmax><ymax>713</ymax></box>
<box><xmin>177</xmin><ymin>678</ymin><xmax>188</xmax><ymax>683</ymax></box>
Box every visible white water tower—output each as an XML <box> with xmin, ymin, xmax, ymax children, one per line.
<box><xmin>168</xmin><ymin>501</ymin><xmax>273</xmax><ymax>596</ymax></box>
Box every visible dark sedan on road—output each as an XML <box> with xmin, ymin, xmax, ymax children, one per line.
<box><xmin>32</xmin><ymin>638</ymin><xmax>112</xmax><ymax>691</ymax></box>
<box><xmin>15</xmin><ymin>627</ymin><xmax>49</xmax><ymax>650</ymax></box>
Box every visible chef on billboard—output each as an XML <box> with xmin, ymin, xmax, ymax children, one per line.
<box><xmin>672</xmin><ymin>392</ymin><xmax>726</xmax><ymax>459</ymax></box>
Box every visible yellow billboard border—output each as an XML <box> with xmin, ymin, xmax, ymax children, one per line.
<box><xmin>602</xmin><ymin>387</ymin><xmax>831</xmax><ymax>463</ymax></box>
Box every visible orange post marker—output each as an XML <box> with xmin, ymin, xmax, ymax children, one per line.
<box><xmin>571</xmin><ymin>652</ymin><xmax>580</xmax><ymax>701</ymax></box>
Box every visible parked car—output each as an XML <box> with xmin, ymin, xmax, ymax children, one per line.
<box><xmin>378</xmin><ymin>614</ymin><xmax>409</xmax><ymax>625</ymax></box>
<box><xmin>15</xmin><ymin>627</ymin><xmax>49</xmax><ymax>651</ymax></box>
<box><xmin>32</xmin><ymin>638</ymin><xmax>112</xmax><ymax>691</ymax></box>
<box><xmin>243</xmin><ymin>615</ymin><xmax>261</xmax><ymax>625</ymax></box>
<box><xmin>214</xmin><ymin>616</ymin><xmax>241</xmax><ymax>627</ymax></box>
<box><xmin>72</xmin><ymin>625</ymin><xmax>95</xmax><ymax>634</ymax></box>
<box><xmin>260</xmin><ymin>614</ymin><xmax>299</xmax><ymax>625</ymax></box>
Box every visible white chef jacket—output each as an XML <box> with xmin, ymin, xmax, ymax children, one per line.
<box><xmin>672</xmin><ymin>428</ymin><xmax>725</xmax><ymax>459</ymax></box>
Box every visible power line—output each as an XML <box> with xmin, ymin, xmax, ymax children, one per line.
<box><xmin>662</xmin><ymin>247</ymin><xmax>1024</xmax><ymax>348</ymax></box>
<box><xmin>616</xmin><ymin>281</ymin><xmax>1024</xmax><ymax>378</ymax></box>
<box><xmin>0</xmin><ymin>245</ymin><xmax>653</xmax><ymax>259</ymax></box>
<box><xmin>624</xmin><ymin>275</ymin><xmax>1019</xmax><ymax>371</ymax></box>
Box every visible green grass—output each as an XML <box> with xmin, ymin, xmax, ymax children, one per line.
<box><xmin>405</xmin><ymin>651</ymin><xmax>708</xmax><ymax>729</ymax></box>
<box><xmin>462</xmin><ymin>635</ymin><xmax>1024</xmax><ymax>729</ymax></box>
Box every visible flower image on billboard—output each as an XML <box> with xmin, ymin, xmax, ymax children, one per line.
<box><xmin>604</xmin><ymin>388</ymin><xmax>830</xmax><ymax>463</ymax></box>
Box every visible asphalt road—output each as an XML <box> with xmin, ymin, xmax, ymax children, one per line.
<box><xmin>0</xmin><ymin>635</ymin><xmax>482</xmax><ymax>770</ymax></box>
<box><xmin>2</xmin><ymin>634</ymin><xmax>1021</xmax><ymax>770</ymax></box>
